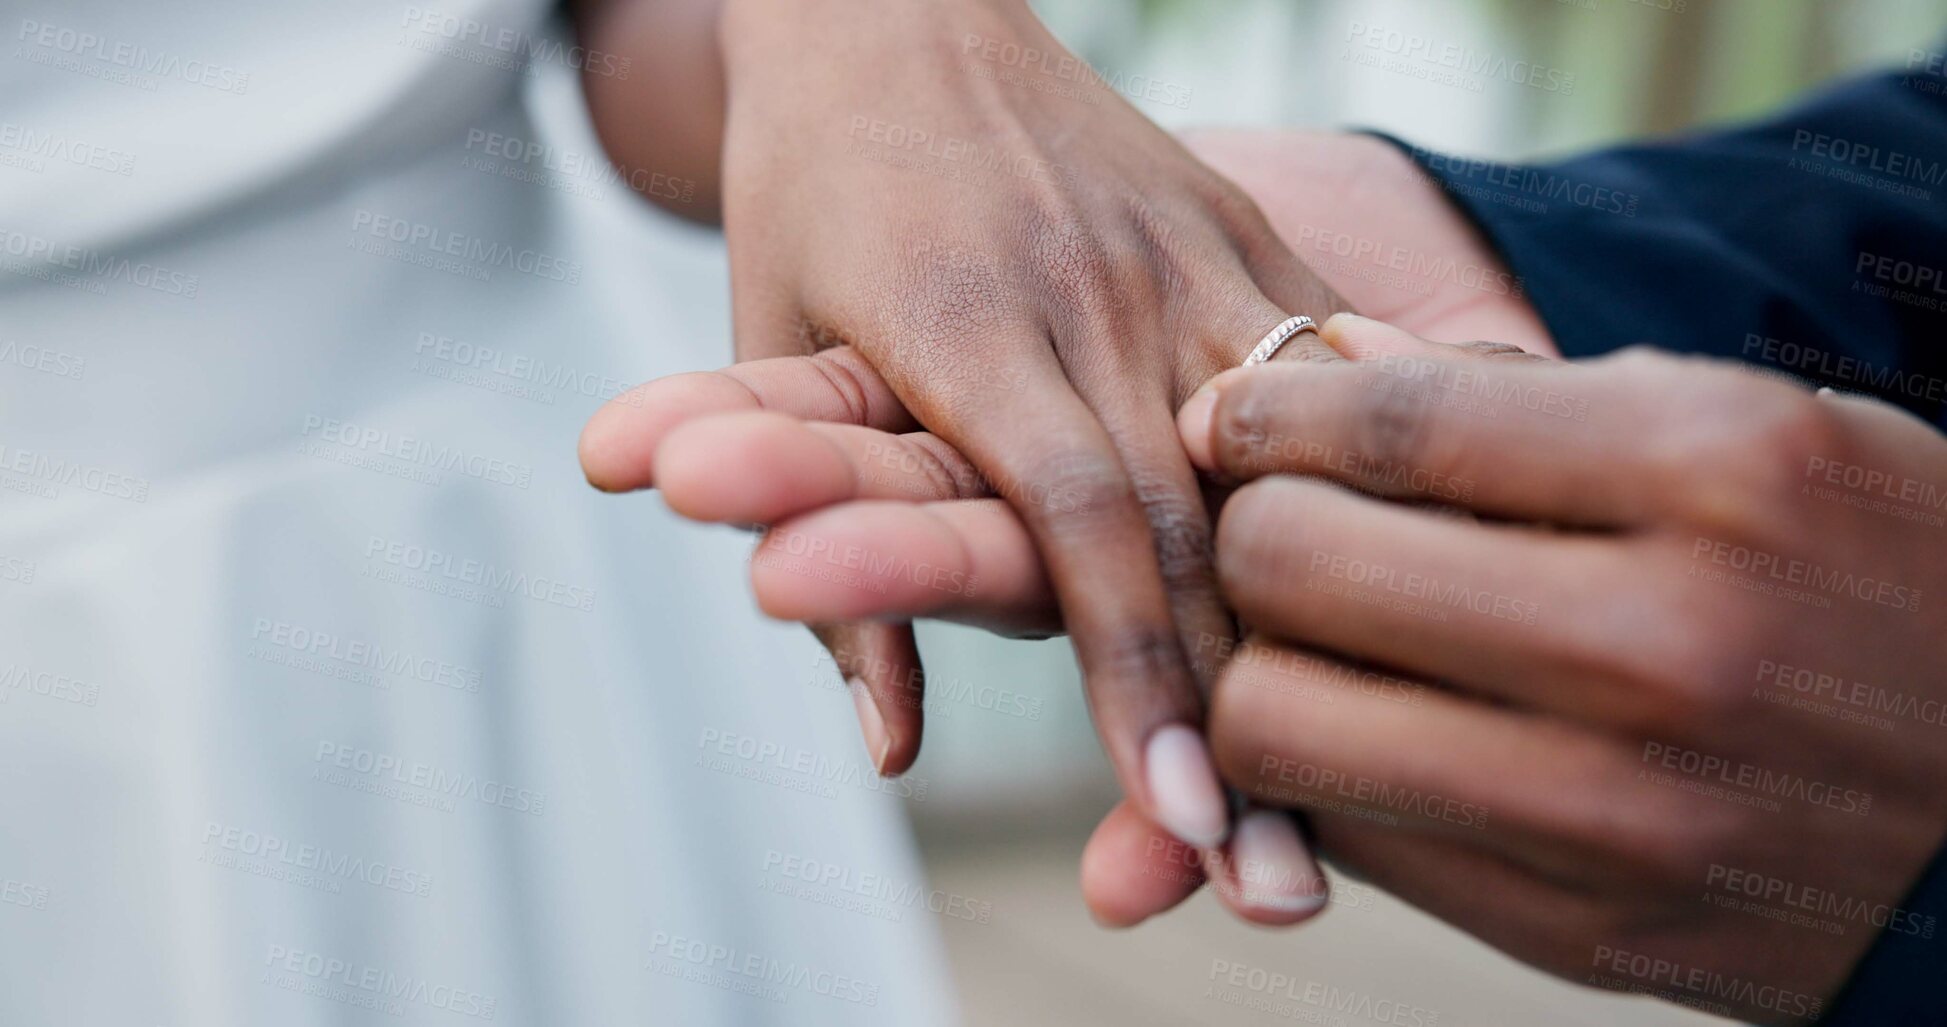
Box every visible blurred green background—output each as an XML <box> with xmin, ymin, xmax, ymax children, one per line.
<box><xmin>1046</xmin><ymin>0</ymin><xmax>1943</xmax><ymax>152</ymax></box>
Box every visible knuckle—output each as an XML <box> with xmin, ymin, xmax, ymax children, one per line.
<box><xmin>1352</xmin><ymin>378</ymin><xmax>1440</xmax><ymax>474</ymax></box>
<box><xmin>1688</xmin><ymin>377</ymin><xmax>1839</xmax><ymax>482</ymax></box>
<box><xmin>1657</xmin><ymin>366</ymin><xmax>1836</xmax><ymax>492</ymax></box>
<box><xmin>1134</xmin><ymin>474</ymin><xmax>1215</xmax><ymax>590</ymax></box>
<box><xmin>1084</xmin><ymin>624</ymin><xmax>1187</xmax><ymax>693</ymax></box>
<box><xmin>1212</xmin><ymin>380</ymin><xmax>1280</xmax><ymax>474</ymax></box>
<box><xmin>888</xmin><ymin>439</ymin><xmax>966</xmax><ymax>501</ymax></box>
<box><xmin>1607</xmin><ymin>343</ymin><xmax>1680</xmax><ymax>371</ymax></box>
<box><xmin>1622</xmin><ymin>800</ymin><xmax>1745</xmax><ymax>894</ymax></box>
<box><xmin>1010</xmin><ymin>446</ymin><xmax>1129</xmax><ymax>528</ymax></box>
<box><xmin>804</xmin><ymin>349</ymin><xmax>876</xmax><ymax>426</ymax></box>
<box><xmin>902</xmin><ymin>433</ymin><xmax>988</xmax><ymax>499</ymax></box>
<box><xmin>1748</xmin><ymin>390</ymin><xmax>1842</xmax><ymax>480</ymax></box>
<box><xmin>1215</xmin><ymin>478</ymin><xmax>1313</xmax><ymax>599</ymax></box>
<box><xmin>1195</xmin><ymin>171</ymin><xmax>1273</xmax><ymax>240</ymax></box>
<box><xmin>1630</xmin><ymin>604</ymin><xmax>1757</xmax><ymax>731</ymax></box>
<box><xmin>1668</xmin><ymin>600</ymin><xmax>1765</xmax><ymax>715</ymax></box>
<box><xmin>1553</xmin><ymin>584</ymin><xmax>1755</xmax><ymax>733</ymax></box>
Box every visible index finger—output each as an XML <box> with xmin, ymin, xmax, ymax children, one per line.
<box><xmin>1180</xmin><ymin>334</ymin><xmax>1685</xmax><ymax>528</ymax></box>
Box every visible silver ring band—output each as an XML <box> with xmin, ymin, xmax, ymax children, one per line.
<box><xmin>1241</xmin><ymin>315</ymin><xmax>1317</xmax><ymax>368</ymax></box>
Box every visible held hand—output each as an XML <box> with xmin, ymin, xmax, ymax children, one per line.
<box><xmin>1184</xmin><ymin>317</ymin><xmax>1947</xmax><ymax>1023</ymax></box>
<box><xmin>706</xmin><ymin>0</ymin><xmax>1372</xmax><ymax>848</ymax></box>
<box><xmin>579</xmin><ymin>127</ymin><xmax>1547</xmax><ymax>923</ymax></box>
<box><xmin>581</xmin><ymin>121</ymin><xmax>1546</xmax><ymax>770</ymax></box>
<box><xmin>578</xmin><ymin>318</ymin><xmax>1515</xmax><ymax>928</ymax></box>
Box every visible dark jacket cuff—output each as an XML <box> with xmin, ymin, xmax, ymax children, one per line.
<box><xmin>1365</xmin><ymin>69</ymin><xmax>1947</xmax><ymax>432</ymax></box>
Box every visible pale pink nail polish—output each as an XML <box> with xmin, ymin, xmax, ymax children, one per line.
<box><xmin>1145</xmin><ymin>724</ymin><xmax>1230</xmax><ymax>848</ymax></box>
<box><xmin>1230</xmin><ymin>809</ymin><xmax>1327</xmax><ymax>914</ymax></box>
<box><xmin>848</xmin><ymin>676</ymin><xmax>891</xmax><ymax>775</ymax></box>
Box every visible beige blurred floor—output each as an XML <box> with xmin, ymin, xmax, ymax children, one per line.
<box><xmin>916</xmin><ymin>822</ymin><xmax>1729</xmax><ymax>1027</ymax></box>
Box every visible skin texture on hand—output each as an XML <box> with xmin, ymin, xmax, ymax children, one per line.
<box><xmin>590</xmin><ymin>0</ymin><xmax>1380</xmax><ymax>855</ymax></box>
<box><xmin>571</xmin><ymin>9</ymin><xmax>1946</xmax><ymax>1011</ymax></box>
<box><xmin>625</xmin><ymin>313</ymin><xmax>1947</xmax><ymax>1023</ymax></box>
<box><xmin>1183</xmin><ymin>318</ymin><xmax>1947</xmax><ymax>1024</ymax></box>
<box><xmin>583</xmin><ymin>127</ymin><xmax>1548</xmax><ymax>765</ymax></box>
<box><xmin>569</xmin><ymin>0</ymin><xmax>1552</xmax><ymax>792</ymax></box>
<box><xmin>579</xmin><ymin>127</ymin><xmax>1548</xmax><ymax>931</ymax></box>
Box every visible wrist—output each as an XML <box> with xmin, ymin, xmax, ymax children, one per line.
<box><xmin>718</xmin><ymin>0</ymin><xmax>1039</xmax><ymax>76</ymax></box>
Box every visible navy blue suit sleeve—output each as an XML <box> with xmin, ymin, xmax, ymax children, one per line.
<box><xmin>1377</xmin><ymin>68</ymin><xmax>1947</xmax><ymax>433</ymax></box>
<box><xmin>1380</xmin><ymin>66</ymin><xmax>1947</xmax><ymax>1025</ymax></box>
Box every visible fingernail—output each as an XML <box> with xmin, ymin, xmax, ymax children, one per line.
<box><xmin>1145</xmin><ymin>724</ymin><xmax>1230</xmax><ymax>848</ymax></box>
<box><xmin>1230</xmin><ymin>809</ymin><xmax>1327</xmax><ymax>914</ymax></box>
<box><xmin>848</xmin><ymin>676</ymin><xmax>893</xmax><ymax>775</ymax></box>
<box><xmin>1177</xmin><ymin>387</ymin><xmax>1219</xmax><ymax>471</ymax></box>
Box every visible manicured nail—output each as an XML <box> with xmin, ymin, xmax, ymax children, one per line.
<box><xmin>1177</xmin><ymin>387</ymin><xmax>1219</xmax><ymax>470</ymax></box>
<box><xmin>1229</xmin><ymin>809</ymin><xmax>1327</xmax><ymax>914</ymax></box>
<box><xmin>848</xmin><ymin>676</ymin><xmax>892</xmax><ymax>775</ymax></box>
<box><xmin>1145</xmin><ymin>724</ymin><xmax>1230</xmax><ymax>848</ymax></box>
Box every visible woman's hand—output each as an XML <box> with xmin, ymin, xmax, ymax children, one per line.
<box><xmin>582</xmin><ymin>128</ymin><xmax>1547</xmax><ymax>898</ymax></box>
<box><xmin>1183</xmin><ymin>318</ymin><xmax>1947</xmax><ymax>1024</ymax></box>
<box><xmin>679</xmin><ymin>0</ymin><xmax>1371</xmax><ymax>850</ymax></box>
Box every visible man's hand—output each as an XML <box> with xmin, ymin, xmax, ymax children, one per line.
<box><xmin>1183</xmin><ymin>317</ymin><xmax>1947</xmax><ymax>1024</ymax></box>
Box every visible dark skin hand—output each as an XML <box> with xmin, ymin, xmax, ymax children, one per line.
<box><xmin>575</xmin><ymin>0</ymin><xmax>1354</xmax><ymax>852</ymax></box>
<box><xmin>622</xmin><ymin>314</ymin><xmax>1947</xmax><ymax>1025</ymax></box>
<box><xmin>582</xmin><ymin>128</ymin><xmax>1555</xmax><ymax>926</ymax></box>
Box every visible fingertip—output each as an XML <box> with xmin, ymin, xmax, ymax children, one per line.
<box><xmin>1080</xmin><ymin>854</ymin><xmax>1148</xmax><ymax>930</ymax></box>
<box><xmin>1177</xmin><ymin>388</ymin><xmax>1218</xmax><ymax>471</ymax></box>
<box><xmin>1144</xmin><ymin>724</ymin><xmax>1230</xmax><ymax>850</ymax></box>
<box><xmin>840</xmin><ymin>622</ymin><xmax>927</xmax><ymax>779</ymax></box>
<box><xmin>846</xmin><ymin>676</ymin><xmax>896</xmax><ymax>777</ymax></box>
<box><xmin>579</xmin><ymin>372</ymin><xmax>760</xmax><ymax>492</ymax></box>
<box><xmin>1081</xmin><ymin>801</ymin><xmax>1203</xmax><ymax>928</ymax></box>
<box><xmin>1318</xmin><ymin>312</ymin><xmax>1422</xmax><ymax>361</ymax></box>
<box><xmin>1180</xmin><ymin>367</ymin><xmax>1264</xmax><ymax>474</ymax></box>
<box><xmin>1220</xmin><ymin>809</ymin><xmax>1329</xmax><ymax>926</ymax></box>
<box><xmin>577</xmin><ymin>392</ymin><xmax>643</xmax><ymax>492</ymax></box>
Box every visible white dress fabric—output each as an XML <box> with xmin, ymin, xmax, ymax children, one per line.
<box><xmin>0</xmin><ymin>1</ymin><xmax>954</xmax><ymax>1024</ymax></box>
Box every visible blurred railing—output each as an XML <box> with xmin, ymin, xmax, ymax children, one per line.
<box><xmin>1038</xmin><ymin>0</ymin><xmax>1946</xmax><ymax>155</ymax></box>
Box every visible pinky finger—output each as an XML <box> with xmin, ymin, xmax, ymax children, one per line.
<box><xmin>810</xmin><ymin>621</ymin><xmax>925</xmax><ymax>778</ymax></box>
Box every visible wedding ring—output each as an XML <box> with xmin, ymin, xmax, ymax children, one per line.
<box><xmin>1241</xmin><ymin>315</ymin><xmax>1318</xmax><ymax>367</ymax></box>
